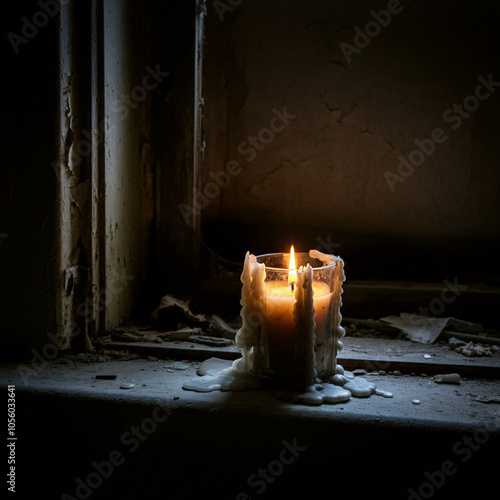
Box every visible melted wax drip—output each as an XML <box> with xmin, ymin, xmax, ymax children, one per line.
<box><xmin>182</xmin><ymin>358</ymin><xmax>260</xmax><ymax>392</ymax></box>
<box><xmin>232</xmin><ymin>252</ymin><xmax>266</xmax><ymax>375</ymax></box>
<box><xmin>182</xmin><ymin>366</ymin><xmax>260</xmax><ymax>392</ymax></box>
<box><xmin>291</xmin><ymin>264</ymin><xmax>317</xmax><ymax>389</ymax></box>
<box><xmin>181</xmin><ymin>250</ymin><xmax>394</xmax><ymax>405</ymax></box>
<box><xmin>284</xmin><ymin>364</ymin><xmax>392</xmax><ymax>404</ymax></box>
<box><xmin>183</xmin><ymin>360</ymin><xmax>394</xmax><ymax>405</ymax></box>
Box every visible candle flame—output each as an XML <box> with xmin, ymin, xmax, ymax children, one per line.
<box><xmin>288</xmin><ymin>245</ymin><xmax>297</xmax><ymax>290</ymax></box>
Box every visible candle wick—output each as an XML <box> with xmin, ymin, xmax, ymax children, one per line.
<box><xmin>290</xmin><ymin>282</ymin><xmax>296</xmax><ymax>292</ymax></box>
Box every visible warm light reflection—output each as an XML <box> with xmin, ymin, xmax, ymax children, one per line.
<box><xmin>288</xmin><ymin>245</ymin><xmax>297</xmax><ymax>291</ymax></box>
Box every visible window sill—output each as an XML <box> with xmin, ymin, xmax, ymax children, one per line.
<box><xmin>2</xmin><ymin>340</ymin><xmax>499</xmax><ymax>499</ymax></box>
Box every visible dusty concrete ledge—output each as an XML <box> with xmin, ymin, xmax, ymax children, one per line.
<box><xmin>1</xmin><ymin>356</ymin><xmax>499</xmax><ymax>499</ymax></box>
<box><xmin>106</xmin><ymin>336</ymin><xmax>500</xmax><ymax>378</ymax></box>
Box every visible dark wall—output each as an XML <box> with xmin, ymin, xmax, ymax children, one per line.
<box><xmin>0</xmin><ymin>1</ymin><xmax>59</xmax><ymax>357</ymax></box>
<box><xmin>201</xmin><ymin>0</ymin><xmax>500</xmax><ymax>283</ymax></box>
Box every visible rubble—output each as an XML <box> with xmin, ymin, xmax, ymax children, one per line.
<box><xmin>434</xmin><ymin>373</ymin><xmax>461</xmax><ymax>384</ymax></box>
<box><xmin>472</xmin><ymin>395</ymin><xmax>500</xmax><ymax>404</ymax></box>
<box><xmin>455</xmin><ymin>342</ymin><xmax>493</xmax><ymax>357</ymax></box>
<box><xmin>381</xmin><ymin>314</ymin><xmax>483</xmax><ymax>344</ymax></box>
<box><xmin>152</xmin><ymin>294</ymin><xmax>208</xmax><ymax>331</ymax></box>
<box><xmin>120</xmin><ymin>383</ymin><xmax>135</xmax><ymax>389</ymax></box>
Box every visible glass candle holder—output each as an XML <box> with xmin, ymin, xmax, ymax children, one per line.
<box><xmin>240</xmin><ymin>250</ymin><xmax>345</xmax><ymax>384</ymax></box>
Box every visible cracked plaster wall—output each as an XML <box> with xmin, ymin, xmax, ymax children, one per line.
<box><xmin>201</xmin><ymin>0</ymin><xmax>500</xmax><ymax>276</ymax></box>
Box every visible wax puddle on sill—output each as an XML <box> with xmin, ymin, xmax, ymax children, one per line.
<box><xmin>183</xmin><ymin>357</ymin><xmax>260</xmax><ymax>392</ymax></box>
<box><xmin>182</xmin><ymin>368</ymin><xmax>260</xmax><ymax>392</ymax></box>
<box><xmin>182</xmin><ymin>358</ymin><xmax>394</xmax><ymax>405</ymax></box>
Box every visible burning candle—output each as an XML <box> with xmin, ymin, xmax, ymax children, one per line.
<box><xmin>263</xmin><ymin>248</ymin><xmax>333</xmax><ymax>380</ymax></box>
<box><xmin>234</xmin><ymin>247</ymin><xmax>346</xmax><ymax>387</ymax></box>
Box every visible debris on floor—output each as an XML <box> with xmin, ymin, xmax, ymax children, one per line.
<box><xmin>102</xmin><ymin>294</ymin><xmax>241</xmax><ymax>348</ymax></box>
<box><xmin>188</xmin><ymin>335</ymin><xmax>233</xmax><ymax>347</ymax></box>
<box><xmin>168</xmin><ymin>362</ymin><xmax>190</xmax><ymax>371</ymax></box>
<box><xmin>55</xmin><ymin>350</ymin><xmax>140</xmax><ymax>363</ymax></box>
<box><xmin>380</xmin><ymin>313</ymin><xmax>483</xmax><ymax>344</ymax></box>
<box><xmin>152</xmin><ymin>294</ymin><xmax>207</xmax><ymax>330</ymax></box>
<box><xmin>455</xmin><ymin>342</ymin><xmax>493</xmax><ymax>357</ymax></box>
<box><xmin>472</xmin><ymin>395</ymin><xmax>500</xmax><ymax>404</ymax></box>
<box><xmin>151</xmin><ymin>294</ymin><xmax>238</xmax><ymax>339</ymax></box>
<box><xmin>343</xmin><ymin>318</ymin><xmax>401</xmax><ymax>338</ymax></box>
<box><xmin>120</xmin><ymin>383</ymin><xmax>135</xmax><ymax>389</ymax></box>
<box><xmin>447</xmin><ymin>336</ymin><xmax>467</xmax><ymax>347</ymax></box>
<box><xmin>111</xmin><ymin>327</ymin><xmax>200</xmax><ymax>343</ymax></box>
<box><xmin>434</xmin><ymin>373</ymin><xmax>461</xmax><ymax>384</ymax></box>
<box><xmin>207</xmin><ymin>314</ymin><xmax>239</xmax><ymax>339</ymax></box>
<box><xmin>100</xmin><ymin>294</ymin><xmax>240</xmax><ymax>348</ymax></box>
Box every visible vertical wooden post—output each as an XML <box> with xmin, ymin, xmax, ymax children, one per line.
<box><xmin>90</xmin><ymin>0</ymin><xmax>105</xmax><ymax>337</ymax></box>
<box><xmin>193</xmin><ymin>0</ymin><xmax>206</xmax><ymax>283</ymax></box>
<box><xmin>155</xmin><ymin>0</ymin><xmax>205</xmax><ymax>296</ymax></box>
<box><xmin>56</xmin><ymin>0</ymin><xmax>103</xmax><ymax>349</ymax></box>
